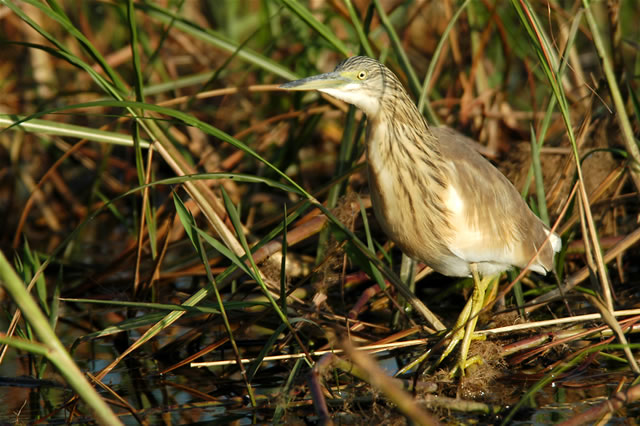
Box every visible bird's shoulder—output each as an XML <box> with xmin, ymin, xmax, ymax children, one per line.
<box><xmin>430</xmin><ymin>126</ymin><xmax>496</xmax><ymax>170</ymax></box>
<box><xmin>430</xmin><ymin>126</ymin><xmax>522</xmax><ymax>204</ymax></box>
<box><xmin>431</xmin><ymin>127</ymin><xmax>547</xmax><ymax>258</ymax></box>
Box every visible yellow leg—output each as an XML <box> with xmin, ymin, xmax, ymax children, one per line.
<box><xmin>436</xmin><ymin>293</ymin><xmax>474</xmax><ymax>364</ymax></box>
<box><xmin>455</xmin><ymin>263</ymin><xmax>490</xmax><ymax>376</ymax></box>
<box><xmin>402</xmin><ymin>266</ymin><xmax>496</xmax><ymax>377</ymax></box>
<box><xmin>398</xmin><ymin>296</ymin><xmax>474</xmax><ymax>376</ymax></box>
<box><xmin>396</xmin><ymin>292</ymin><xmax>473</xmax><ymax>375</ymax></box>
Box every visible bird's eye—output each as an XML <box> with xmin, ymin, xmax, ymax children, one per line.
<box><xmin>357</xmin><ymin>71</ymin><xmax>367</xmax><ymax>80</ymax></box>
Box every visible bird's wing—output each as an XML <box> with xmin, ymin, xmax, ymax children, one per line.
<box><xmin>432</xmin><ymin>126</ymin><xmax>552</xmax><ymax>272</ymax></box>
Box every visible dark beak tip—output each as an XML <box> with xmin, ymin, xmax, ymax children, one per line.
<box><xmin>279</xmin><ymin>81</ymin><xmax>298</xmax><ymax>90</ymax></box>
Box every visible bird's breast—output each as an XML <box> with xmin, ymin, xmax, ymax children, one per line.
<box><xmin>365</xmin><ymin>128</ymin><xmax>470</xmax><ymax>276</ymax></box>
<box><xmin>364</xmin><ymin>120</ymin><xmax>560</xmax><ymax>278</ymax></box>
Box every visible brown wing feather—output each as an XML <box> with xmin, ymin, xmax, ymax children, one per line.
<box><xmin>431</xmin><ymin>126</ymin><xmax>555</xmax><ymax>271</ymax></box>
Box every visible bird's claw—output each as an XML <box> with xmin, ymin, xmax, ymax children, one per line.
<box><xmin>450</xmin><ymin>355</ymin><xmax>484</xmax><ymax>377</ymax></box>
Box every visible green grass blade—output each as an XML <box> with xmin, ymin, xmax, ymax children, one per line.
<box><xmin>127</xmin><ymin>0</ymin><xmax>144</xmax><ymax>102</ymax></box>
<box><xmin>127</xmin><ymin>0</ymin><xmax>158</xmax><ymax>260</ymax></box>
<box><xmin>247</xmin><ymin>322</ymin><xmax>288</xmax><ymax>382</ymax></box>
<box><xmin>219</xmin><ymin>187</ymin><xmax>290</xmax><ymax>325</ymax></box>
<box><xmin>521</xmin><ymin>8</ymin><xmax>581</xmax><ymax>198</ymax></box>
<box><xmin>358</xmin><ymin>195</ymin><xmax>386</xmax><ymax>290</ymax></box>
<box><xmin>418</xmin><ymin>0</ymin><xmax>472</xmax><ymax>124</ymax></box>
<box><xmin>344</xmin><ymin>0</ymin><xmax>374</xmax><ymax>57</ymax></box>
<box><xmin>280</xmin><ymin>204</ymin><xmax>288</xmax><ymax>312</ymax></box>
<box><xmin>272</xmin><ymin>357</ymin><xmax>304</xmax><ymax>423</ymax></box>
<box><xmin>513</xmin><ymin>0</ymin><xmax>613</xmax><ymax>313</ymax></box>
<box><xmin>174</xmin><ymin>190</ymin><xmax>258</xmax><ymax>406</ymax></box>
<box><xmin>373</xmin><ymin>0</ymin><xmax>421</xmax><ymax>99</ymax></box>
<box><xmin>0</xmin><ymin>114</ymin><xmax>151</xmax><ymax>148</ymax></box>
<box><xmin>16</xmin><ymin>0</ymin><xmax>128</xmax><ymax>94</ymax></box>
<box><xmin>5</xmin><ymin>99</ymin><xmax>312</xmax><ymax>199</ymax></box>
<box><xmin>21</xmin><ymin>240</ymin><xmax>49</xmax><ymax>316</ymax></box>
<box><xmin>0</xmin><ymin>251</ymin><xmax>122</xmax><ymax>424</ymax></box>
<box><xmin>629</xmin><ymin>82</ymin><xmax>640</xmax><ymax>130</ymax></box>
<box><xmin>530</xmin><ymin>125</ymin><xmax>549</xmax><ymax>225</ymax></box>
<box><xmin>0</xmin><ymin>335</ymin><xmax>50</xmax><ymax>356</ymax></box>
<box><xmin>62</xmin><ymin>298</ymin><xmax>265</xmax><ymax>312</ymax></box>
<box><xmin>582</xmin><ymin>0</ymin><xmax>640</xmax><ymax>178</ymax></box>
<box><xmin>0</xmin><ymin>36</ymin><xmax>122</xmax><ymax>100</ymax></box>
<box><xmin>278</xmin><ymin>0</ymin><xmax>350</xmax><ymax>56</ymax></box>
<box><xmin>139</xmin><ymin>2</ymin><xmax>299</xmax><ymax>80</ymax></box>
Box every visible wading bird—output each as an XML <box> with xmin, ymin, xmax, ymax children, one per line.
<box><xmin>281</xmin><ymin>56</ymin><xmax>561</xmax><ymax>374</ymax></box>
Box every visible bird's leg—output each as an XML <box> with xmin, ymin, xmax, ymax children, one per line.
<box><xmin>429</xmin><ymin>266</ymin><xmax>494</xmax><ymax>376</ymax></box>
<box><xmin>435</xmin><ymin>291</ymin><xmax>474</xmax><ymax>367</ymax></box>
<box><xmin>454</xmin><ymin>263</ymin><xmax>490</xmax><ymax>376</ymax></box>
<box><xmin>396</xmin><ymin>272</ymin><xmax>479</xmax><ymax>377</ymax></box>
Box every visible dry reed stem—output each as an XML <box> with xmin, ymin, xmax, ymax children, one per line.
<box><xmin>527</xmin><ymin>225</ymin><xmax>640</xmax><ymax>313</ymax></box>
<box><xmin>309</xmin><ymin>354</ymin><xmax>333</xmax><ymax>425</ymax></box>
<box><xmin>341</xmin><ymin>337</ymin><xmax>441</xmax><ymax>426</ymax></box>
<box><xmin>505</xmin><ymin>316</ymin><xmax>640</xmax><ymax>366</ymax></box>
<box><xmin>585</xmin><ymin>294</ymin><xmax>640</xmax><ymax>374</ymax></box>
<box><xmin>559</xmin><ymin>381</ymin><xmax>640</xmax><ymax>426</ymax></box>
<box><xmin>192</xmin><ymin>309</ymin><xmax>640</xmax><ymax>368</ymax></box>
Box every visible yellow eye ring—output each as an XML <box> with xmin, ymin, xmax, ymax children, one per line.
<box><xmin>357</xmin><ymin>71</ymin><xmax>367</xmax><ymax>80</ymax></box>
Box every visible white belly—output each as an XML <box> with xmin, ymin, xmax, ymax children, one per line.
<box><xmin>367</xmin><ymin>163</ymin><xmax>475</xmax><ymax>277</ymax></box>
<box><xmin>365</xmin><ymin>121</ymin><xmax>559</xmax><ymax>278</ymax></box>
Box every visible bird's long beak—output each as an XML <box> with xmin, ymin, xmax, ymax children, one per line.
<box><xmin>280</xmin><ymin>71</ymin><xmax>348</xmax><ymax>91</ymax></box>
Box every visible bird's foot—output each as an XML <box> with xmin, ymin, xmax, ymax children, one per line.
<box><xmin>435</xmin><ymin>293</ymin><xmax>474</xmax><ymax>366</ymax></box>
<box><xmin>436</xmin><ymin>325</ymin><xmax>465</xmax><ymax>366</ymax></box>
<box><xmin>440</xmin><ymin>265</ymin><xmax>492</xmax><ymax>376</ymax></box>
<box><xmin>438</xmin><ymin>328</ymin><xmax>486</xmax><ymax>376</ymax></box>
<box><xmin>450</xmin><ymin>355</ymin><xmax>484</xmax><ymax>377</ymax></box>
<box><xmin>401</xmin><ymin>269</ymin><xmax>496</xmax><ymax>378</ymax></box>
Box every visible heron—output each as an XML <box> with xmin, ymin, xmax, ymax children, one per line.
<box><xmin>281</xmin><ymin>56</ymin><xmax>561</xmax><ymax>374</ymax></box>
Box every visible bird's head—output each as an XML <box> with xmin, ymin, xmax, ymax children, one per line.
<box><xmin>280</xmin><ymin>56</ymin><xmax>388</xmax><ymax>117</ymax></box>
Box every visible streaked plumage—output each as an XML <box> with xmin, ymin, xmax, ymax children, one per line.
<box><xmin>281</xmin><ymin>56</ymin><xmax>561</xmax><ymax>372</ymax></box>
<box><xmin>283</xmin><ymin>56</ymin><xmax>560</xmax><ymax>278</ymax></box>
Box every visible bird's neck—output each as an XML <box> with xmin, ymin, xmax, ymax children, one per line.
<box><xmin>381</xmin><ymin>90</ymin><xmax>429</xmax><ymax>130</ymax></box>
<box><xmin>364</xmin><ymin>89</ymin><xmax>448</xmax><ymax>204</ymax></box>
<box><xmin>367</xmin><ymin>90</ymin><xmax>442</xmax><ymax>160</ymax></box>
